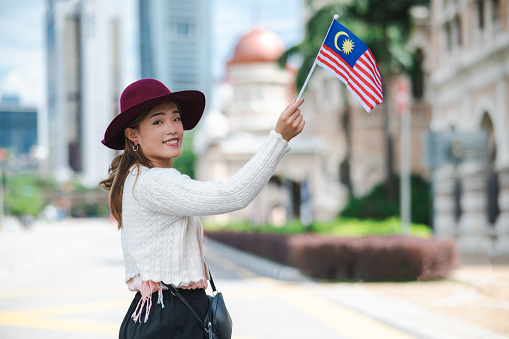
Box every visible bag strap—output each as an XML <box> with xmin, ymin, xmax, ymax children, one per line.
<box><xmin>208</xmin><ymin>269</ymin><xmax>217</xmax><ymax>293</ymax></box>
<box><xmin>166</xmin><ymin>285</ymin><xmax>209</xmax><ymax>334</ymax></box>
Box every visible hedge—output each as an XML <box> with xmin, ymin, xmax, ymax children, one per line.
<box><xmin>206</xmin><ymin>231</ymin><xmax>458</xmax><ymax>282</ymax></box>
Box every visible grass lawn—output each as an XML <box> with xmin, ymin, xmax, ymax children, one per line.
<box><xmin>204</xmin><ymin>216</ymin><xmax>432</xmax><ymax>238</ymax></box>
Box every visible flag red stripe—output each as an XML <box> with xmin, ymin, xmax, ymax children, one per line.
<box><xmin>352</xmin><ymin>52</ymin><xmax>382</xmax><ymax>98</ymax></box>
<box><xmin>348</xmin><ymin>73</ymin><xmax>379</xmax><ymax>106</ymax></box>
<box><xmin>366</xmin><ymin>50</ymin><xmax>382</xmax><ymax>87</ymax></box>
<box><xmin>348</xmin><ymin>82</ymin><xmax>374</xmax><ymax>111</ymax></box>
<box><xmin>351</xmin><ymin>64</ymin><xmax>383</xmax><ymax>102</ymax></box>
<box><xmin>314</xmin><ymin>34</ymin><xmax>383</xmax><ymax>112</ymax></box>
<box><xmin>316</xmin><ymin>55</ymin><xmax>348</xmax><ymax>83</ymax></box>
<box><xmin>318</xmin><ymin>47</ymin><xmax>350</xmax><ymax>78</ymax></box>
<box><xmin>322</xmin><ymin>45</ymin><xmax>354</xmax><ymax>72</ymax></box>
<box><xmin>322</xmin><ymin>44</ymin><xmax>381</xmax><ymax>97</ymax></box>
<box><xmin>357</xmin><ymin>56</ymin><xmax>383</xmax><ymax>95</ymax></box>
<box><xmin>321</xmin><ymin>45</ymin><xmax>382</xmax><ymax>105</ymax></box>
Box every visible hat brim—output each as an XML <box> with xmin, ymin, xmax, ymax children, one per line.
<box><xmin>102</xmin><ymin>90</ymin><xmax>205</xmax><ymax>150</ymax></box>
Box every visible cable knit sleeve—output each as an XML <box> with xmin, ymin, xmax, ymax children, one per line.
<box><xmin>135</xmin><ymin>130</ymin><xmax>290</xmax><ymax>216</ymax></box>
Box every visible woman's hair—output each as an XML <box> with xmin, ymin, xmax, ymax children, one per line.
<box><xmin>99</xmin><ymin>110</ymin><xmax>154</xmax><ymax>229</ymax></box>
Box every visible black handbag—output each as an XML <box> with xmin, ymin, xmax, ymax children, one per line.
<box><xmin>168</xmin><ymin>270</ymin><xmax>232</xmax><ymax>339</ymax></box>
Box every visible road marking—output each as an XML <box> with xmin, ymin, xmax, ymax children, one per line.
<box><xmin>0</xmin><ymin>286</ymin><xmax>126</xmax><ymax>298</ymax></box>
<box><xmin>0</xmin><ymin>298</ymin><xmax>130</xmax><ymax>335</ymax></box>
<box><xmin>209</xmin><ymin>252</ymin><xmax>416</xmax><ymax>339</ymax></box>
<box><xmin>273</xmin><ymin>282</ymin><xmax>416</xmax><ymax>339</ymax></box>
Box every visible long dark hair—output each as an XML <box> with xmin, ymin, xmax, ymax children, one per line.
<box><xmin>99</xmin><ymin>111</ymin><xmax>153</xmax><ymax>229</ymax></box>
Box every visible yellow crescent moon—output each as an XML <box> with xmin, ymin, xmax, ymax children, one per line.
<box><xmin>334</xmin><ymin>31</ymin><xmax>349</xmax><ymax>51</ymax></box>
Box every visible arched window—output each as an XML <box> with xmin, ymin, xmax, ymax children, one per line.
<box><xmin>411</xmin><ymin>49</ymin><xmax>424</xmax><ymax>99</ymax></box>
<box><xmin>481</xmin><ymin>113</ymin><xmax>499</xmax><ymax>225</ymax></box>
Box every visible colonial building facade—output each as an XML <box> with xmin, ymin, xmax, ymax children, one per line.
<box><xmin>194</xmin><ymin>25</ymin><xmax>432</xmax><ymax>225</ymax></box>
<box><xmin>430</xmin><ymin>0</ymin><xmax>509</xmax><ymax>254</ymax></box>
<box><xmin>194</xmin><ymin>28</ymin><xmax>332</xmax><ymax>225</ymax></box>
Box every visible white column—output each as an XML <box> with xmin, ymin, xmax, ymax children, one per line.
<box><xmin>433</xmin><ymin>164</ymin><xmax>457</xmax><ymax>238</ymax></box>
<box><xmin>457</xmin><ymin>163</ymin><xmax>491</xmax><ymax>253</ymax></box>
<box><xmin>494</xmin><ymin>168</ymin><xmax>509</xmax><ymax>254</ymax></box>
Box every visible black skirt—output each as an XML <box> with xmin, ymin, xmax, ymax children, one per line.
<box><xmin>119</xmin><ymin>288</ymin><xmax>209</xmax><ymax>339</ymax></box>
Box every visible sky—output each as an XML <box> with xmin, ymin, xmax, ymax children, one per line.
<box><xmin>0</xmin><ymin>0</ymin><xmax>303</xmax><ymax>109</ymax></box>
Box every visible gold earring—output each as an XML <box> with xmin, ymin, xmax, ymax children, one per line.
<box><xmin>133</xmin><ymin>144</ymin><xmax>139</xmax><ymax>152</ymax></box>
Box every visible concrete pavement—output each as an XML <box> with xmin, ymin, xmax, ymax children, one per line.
<box><xmin>0</xmin><ymin>218</ymin><xmax>507</xmax><ymax>338</ymax></box>
<box><xmin>206</xmin><ymin>237</ymin><xmax>509</xmax><ymax>339</ymax></box>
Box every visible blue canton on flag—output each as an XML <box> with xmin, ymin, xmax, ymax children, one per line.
<box><xmin>315</xmin><ymin>19</ymin><xmax>383</xmax><ymax>112</ymax></box>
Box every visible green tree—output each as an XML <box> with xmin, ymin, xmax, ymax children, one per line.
<box><xmin>4</xmin><ymin>174</ymin><xmax>57</xmax><ymax>217</ymax></box>
<box><xmin>173</xmin><ymin>132</ymin><xmax>197</xmax><ymax>178</ymax></box>
<box><xmin>280</xmin><ymin>0</ymin><xmax>429</xmax><ymax>201</ymax></box>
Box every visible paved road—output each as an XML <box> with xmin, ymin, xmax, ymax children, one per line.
<box><xmin>0</xmin><ymin>219</ymin><xmax>506</xmax><ymax>339</ymax></box>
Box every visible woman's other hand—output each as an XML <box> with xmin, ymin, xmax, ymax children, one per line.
<box><xmin>275</xmin><ymin>98</ymin><xmax>305</xmax><ymax>142</ymax></box>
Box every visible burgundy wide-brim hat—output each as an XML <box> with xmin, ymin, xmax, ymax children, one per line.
<box><xmin>102</xmin><ymin>78</ymin><xmax>206</xmax><ymax>150</ymax></box>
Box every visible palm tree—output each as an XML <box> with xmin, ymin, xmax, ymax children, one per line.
<box><xmin>279</xmin><ymin>0</ymin><xmax>429</xmax><ymax>201</ymax></box>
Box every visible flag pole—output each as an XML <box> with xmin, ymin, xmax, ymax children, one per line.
<box><xmin>296</xmin><ymin>14</ymin><xmax>339</xmax><ymax>100</ymax></box>
<box><xmin>297</xmin><ymin>63</ymin><xmax>316</xmax><ymax>100</ymax></box>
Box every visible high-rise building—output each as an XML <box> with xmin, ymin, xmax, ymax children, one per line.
<box><xmin>46</xmin><ymin>0</ymin><xmax>121</xmax><ymax>186</ymax></box>
<box><xmin>139</xmin><ymin>0</ymin><xmax>211</xmax><ymax>98</ymax></box>
<box><xmin>0</xmin><ymin>95</ymin><xmax>38</xmax><ymax>169</ymax></box>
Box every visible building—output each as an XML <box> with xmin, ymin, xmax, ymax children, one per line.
<box><xmin>46</xmin><ymin>0</ymin><xmax>121</xmax><ymax>186</ymax></box>
<box><xmin>139</xmin><ymin>0</ymin><xmax>211</xmax><ymax>98</ymax></box>
<box><xmin>429</xmin><ymin>0</ymin><xmax>509</xmax><ymax>255</ymax></box>
<box><xmin>195</xmin><ymin>15</ymin><xmax>435</xmax><ymax>225</ymax></box>
<box><xmin>0</xmin><ymin>95</ymin><xmax>38</xmax><ymax>170</ymax></box>
<box><xmin>195</xmin><ymin>27</ymin><xmax>343</xmax><ymax>224</ymax></box>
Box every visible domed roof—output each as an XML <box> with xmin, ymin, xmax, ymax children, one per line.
<box><xmin>229</xmin><ymin>27</ymin><xmax>285</xmax><ymax>65</ymax></box>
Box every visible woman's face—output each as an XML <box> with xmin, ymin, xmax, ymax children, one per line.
<box><xmin>126</xmin><ymin>101</ymin><xmax>183</xmax><ymax>168</ymax></box>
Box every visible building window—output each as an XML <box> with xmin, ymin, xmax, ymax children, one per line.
<box><xmin>176</xmin><ymin>22</ymin><xmax>189</xmax><ymax>35</ymax></box>
<box><xmin>453</xmin><ymin>179</ymin><xmax>462</xmax><ymax>223</ymax></box>
<box><xmin>454</xmin><ymin>15</ymin><xmax>462</xmax><ymax>47</ymax></box>
<box><xmin>445</xmin><ymin>22</ymin><xmax>452</xmax><ymax>51</ymax></box>
<box><xmin>492</xmin><ymin>0</ymin><xmax>500</xmax><ymax>28</ymax></box>
<box><xmin>410</xmin><ymin>49</ymin><xmax>424</xmax><ymax>99</ymax></box>
<box><xmin>477</xmin><ymin>0</ymin><xmax>485</xmax><ymax>30</ymax></box>
<box><xmin>171</xmin><ymin>17</ymin><xmax>195</xmax><ymax>36</ymax></box>
<box><xmin>481</xmin><ymin>113</ymin><xmax>499</xmax><ymax>225</ymax></box>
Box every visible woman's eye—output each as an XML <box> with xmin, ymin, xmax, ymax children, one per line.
<box><xmin>153</xmin><ymin>120</ymin><xmax>163</xmax><ymax>125</ymax></box>
<box><xmin>174</xmin><ymin>117</ymin><xmax>181</xmax><ymax>122</ymax></box>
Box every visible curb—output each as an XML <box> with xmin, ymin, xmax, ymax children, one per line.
<box><xmin>205</xmin><ymin>237</ymin><xmax>310</xmax><ymax>282</ymax></box>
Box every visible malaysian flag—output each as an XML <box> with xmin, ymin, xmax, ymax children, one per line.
<box><xmin>314</xmin><ymin>19</ymin><xmax>383</xmax><ymax>112</ymax></box>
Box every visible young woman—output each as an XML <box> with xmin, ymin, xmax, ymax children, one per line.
<box><xmin>100</xmin><ymin>78</ymin><xmax>304</xmax><ymax>339</ymax></box>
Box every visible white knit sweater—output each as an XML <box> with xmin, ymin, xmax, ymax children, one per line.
<box><xmin>121</xmin><ymin>130</ymin><xmax>290</xmax><ymax>286</ymax></box>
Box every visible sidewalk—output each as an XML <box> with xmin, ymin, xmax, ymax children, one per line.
<box><xmin>206</xmin><ymin>238</ymin><xmax>509</xmax><ymax>339</ymax></box>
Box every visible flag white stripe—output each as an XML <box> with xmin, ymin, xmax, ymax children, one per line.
<box><xmin>316</xmin><ymin>58</ymin><xmax>347</xmax><ymax>84</ymax></box>
<box><xmin>318</xmin><ymin>48</ymin><xmax>349</xmax><ymax>81</ymax></box>
<box><xmin>350</xmin><ymin>69</ymin><xmax>383</xmax><ymax>104</ymax></box>
<box><xmin>318</xmin><ymin>52</ymin><xmax>380</xmax><ymax>109</ymax></box>
<box><xmin>364</xmin><ymin>52</ymin><xmax>382</xmax><ymax>88</ymax></box>
<box><xmin>356</xmin><ymin>53</ymin><xmax>383</xmax><ymax>94</ymax></box>
<box><xmin>356</xmin><ymin>57</ymin><xmax>383</xmax><ymax>95</ymax></box>
<box><xmin>322</xmin><ymin>47</ymin><xmax>382</xmax><ymax>103</ymax></box>
<box><xmin>317</xmin><ymin>56</ymin><xmax>348</xmax><ymax>84</ymax></box>
<box><xmin>351</xmin><ymin>61</ymin><xmax>383</xmax><ymax>100</ymax></box>
<box><xmin>347</xmin><ymin>83</ymin><xmax>373</xmax><ymax>112</ymax></box>
<box><xmin>348</xmin><ymin>75</ymin><xmax>378</xmax><ymax>108</ymax></box>
<box><xmin>351</xmin><ymin>65</ymin><xmax>383</xmax><ymax>102</ymax></box>
<box><xmin>316</xmin><ymin>45</ymin><xmax>383</xmax><ymax>112</ymax></box>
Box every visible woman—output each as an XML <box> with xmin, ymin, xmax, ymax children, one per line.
<box><xmin>100</xmin><ymin>78</ymin><xmax>304</xmax><ymax>339</ymax></box>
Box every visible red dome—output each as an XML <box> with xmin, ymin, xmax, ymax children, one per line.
<box><xmin>229</xmin><ymin>27</ymin><xmax>285</xmax><ymax>64</ymax></box>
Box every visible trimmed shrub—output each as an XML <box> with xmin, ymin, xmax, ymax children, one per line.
<box><xmin>206</xmin><ymin>231</ymin><xmax>292</xmax><ymax>265</ymax></box>
<box><xmin>206</xmin><ymin>231</ymin><xmax>458</xmax><ymax>282</ymax></box>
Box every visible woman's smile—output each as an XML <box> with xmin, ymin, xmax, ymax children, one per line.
<box><xmin>163</xmin><ymin>137</ymin><xmax>179</xmax><ymax>147</ymax></box>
